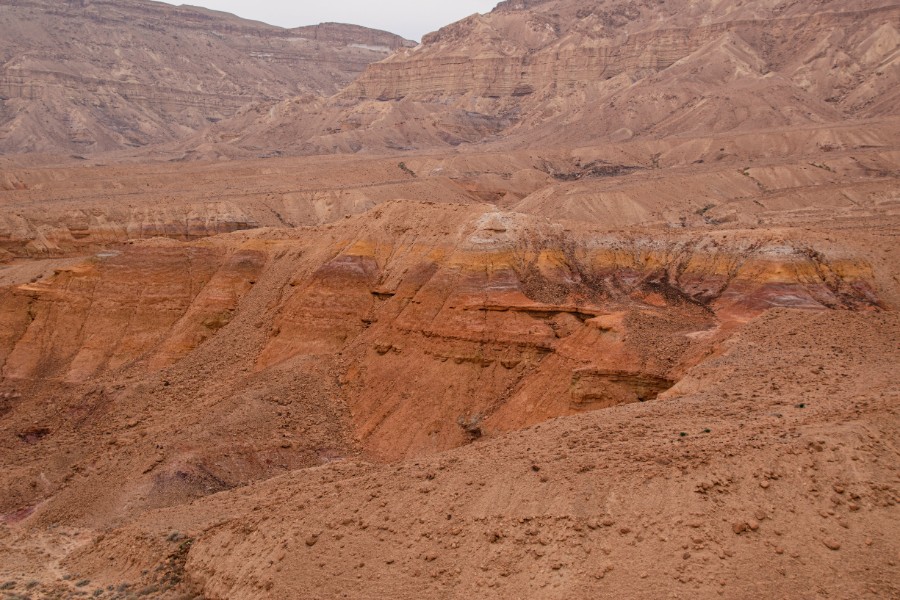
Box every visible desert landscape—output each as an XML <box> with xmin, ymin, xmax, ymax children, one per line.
<box><xmin>0</xmin><ymin>0</ymin><xmax>898</xmax><ymax>598</ymax></box>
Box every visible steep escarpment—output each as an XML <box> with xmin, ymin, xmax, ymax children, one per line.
<box><xmin>248</xmin><ymin>203</ymin><xmax>882</xmax><ymax>458</ymax></box>
<box><xmin>353</xmin><ymin>0</ymin><xmax>896</xmax><ymax>108</ymax></box>
<box><xmin>4</xmin><ymin>201</ymin><xmax>881</xmax><ymax>390</ymax></box>
<box><xmin>193</xmin><ymin>0</ymin><xmax>899</xmax><ymax>156</ymax></box>
<box><xmin>0</xmin><ymin>0</ymin><xmax>412</xmax><ymax>155</ymax></box>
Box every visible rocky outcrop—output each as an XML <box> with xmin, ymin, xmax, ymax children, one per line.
<box><xmin>0</xmin><ymin>243</ymin><xmax>264</xmax><ymax>382</ymax></box>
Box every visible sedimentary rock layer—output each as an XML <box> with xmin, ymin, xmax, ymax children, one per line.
<box><xmin>193</xmin><ymin>0</ymin><xmax>898</xmax><ymax>156</ymax></box>
<box><xmin>0</xmin><ymin>0</ymin><xmax>412</xmax><ymax>154</ymax></box>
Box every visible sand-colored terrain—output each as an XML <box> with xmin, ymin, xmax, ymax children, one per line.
<box><xmin>0</xmin><ymin>0</ymin><xmax>898</xmax><ymax>598</ymax></box>
<box><xmin>0</xmin><ymin>0</ymin><xmax>411</xmax><ymax>155</ymax></box>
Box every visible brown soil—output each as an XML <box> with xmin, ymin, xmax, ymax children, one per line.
<box><xmin>0</xmin><ymin>0</ymin><xmax>898</xmax><ymax>599</ymax></box>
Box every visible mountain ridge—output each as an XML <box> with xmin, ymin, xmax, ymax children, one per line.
<box><xmin>177</xmin><ymin>0</ymin><xmax>899</xmax><ymax>158</ymax></box>
<box><xmin>0</xmin><ymin>0</ymin><xmax>413</xmax><ymax>155</ymax></box>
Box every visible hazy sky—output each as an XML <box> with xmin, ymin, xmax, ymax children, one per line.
<box><xmin>159</xmin><ymin>1</ymin><xmax>500</xmax><ymax>41</ymax></box>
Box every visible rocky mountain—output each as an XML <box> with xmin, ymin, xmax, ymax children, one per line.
<box><xmin>189</xmin><ymin>0</ymin><xmax>899</xmax><ymax>156</ymax></box>
<box><xmin>0</xmin><ymin>0</ymin><xmax>412</xmax><ymax>155</ymax></box>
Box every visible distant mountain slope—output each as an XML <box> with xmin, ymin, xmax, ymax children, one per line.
<box><xmin>0</xmin><ymin>0</ymin><xmax>413</xmax><ymax>155</ymax></box>
<box><xmin>186</xmin><ymin>0</ymin><xmax>899</xmax><ymax>157</ymax></box>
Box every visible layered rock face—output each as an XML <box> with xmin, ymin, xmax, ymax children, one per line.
<box><xmin>3</xmin><ymin>134</ymin><xmax>897</xmax><ymax>260</ymax></box>
<box><xmin>0</xmin><ymin>153</ymin><xmax>479</xmax><ymax>257</ymax></box>
<box><xmin>292</xmin><ymin>22</ymin><xmax>412</xmax><ymax>48</ymax></box>
<box><xmin>351</xmin><ymin>0</ymin><xmax>895</xmax><ymax>107</ymax></box>
<box><xmin>196</xmin><ymin>0</ymin><xmax>898</xmax><ymax>155</ymax></box>
<box><xmin>0</xmin><ymin>0</ymin><xmax>412</xmax><ymax>154</ymax></box>
<box><xmin>252</xmin><ymin>205</ymin><xmax>881</xmax><ymax>459</ymax></box>
<box><xmin>0</xmin><ymin>203</ymin><xmax>882</xmax><ymax>461</ymax></box>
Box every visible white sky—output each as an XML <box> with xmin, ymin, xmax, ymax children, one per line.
<box><xmin>159</xmin><ymin>1</ymin><xmax>500</xmax><ymax>41</ymax></box>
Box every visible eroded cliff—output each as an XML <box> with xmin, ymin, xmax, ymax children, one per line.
<box><xmin>0</xmin><ymin>0</ymin><xmax>412</xmax><ymax>155</ymax></box>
